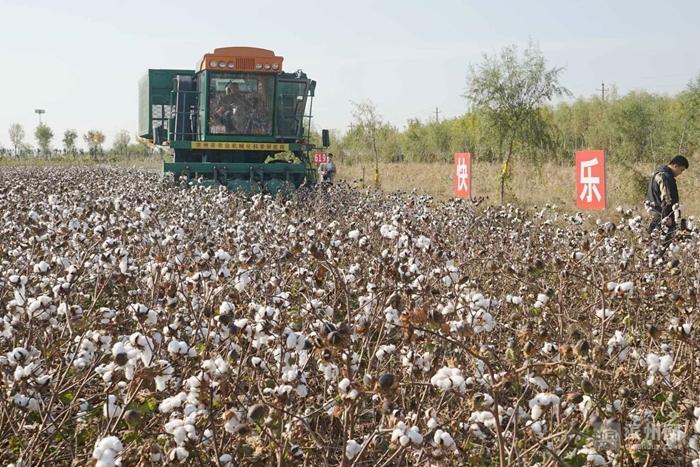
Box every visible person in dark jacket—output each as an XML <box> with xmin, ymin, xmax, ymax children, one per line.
<box><xmin>646</xmin><ymin>155</ymin><xmax>689</xmax><ymax>235</ymax></box>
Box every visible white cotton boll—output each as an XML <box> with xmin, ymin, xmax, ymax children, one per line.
<box><xmin>380</xmin><ymin>224</ymin><xmax>398</xmax><ymax>240</ymax></box>
<box><xmin>215</xmin><ymin>249</ymin><xmax>232</xmax><ymax>262</ymax></box>
<box><xmin>606</xmin><ymin>282</ymin><xmax>618</xmax><ymax>291</ymax></box>
<box><xmin>414</xmin><ymin>235</ymin><xmax>431</xmax><ymax>250</ymax></box>
<box><xmin>348</xmin><ymin>230</ymin><xmax>360</xmax><ymax>240</ymax></box>
<box><xmin>595</xmin><ymin>308</ymin><xmax>614</xmax><ymax>319</ymax></box>
<box><xmin>526</xmin><ymin>375</ymin><xmax>549</xmax><ymax>390</ymax></box>
<box><xmin>33</xmin><ymin>261</ymin><xmax>50</xmax><ymax>274</ymax></box>
<box><xmin>659</xmin><ymin>355</ymin><xmax>673</xmax><ymax>376</ymax></box>
<box><xmin>618</xmin><ymin>281</ymin><xmax>634</xmax><ymax>293</ymax></box>
<box><xmin>440</xmin><ymin>431</ymin><xmax>455</xmax><ymax>449</ymax></box>
<box><xmin>586</xmin><ymin>454</ymin><xmax>607</xmax><ymax>465</ymax></box>
<box><xmin>286</xmin><ymin>332</ymin><xmax>306</xmax><ymax>352</ymax></box>
<box><xmin>646</xmin><ymin>353</ymin><xmax>660</xmax><ymax>372</ymax></box>
<box><xmin>399</xmin><ymin>435</ymin><xmax>410</xmax><ymax>446</ymax></box>
<box><xmin>169</xmin><ymin>446</ymin><xmax>189</xmax><ymax>462</ymax></box>
<box><xmin>345</xmin><ymin>439</ymin><xmax>362</xmax><ymax>460</ymax></box>
<box><xmin>103</xmin><ymin>395</ymin><xmax>122</xmax><ymax>420</ymax></box>
<box><xmin>92</xmin><ymin>436</ymin><xmax>123</xmax><ymax>467</ymax></box>
<box><xmin>506</xmin><ymin>294</ymin><xmax>523</xmax><ymax>305</ymax></box>
<box><xmin>682</xmin><ymin>323</ymin><xmax>693</xmax><ymax>336</ymax></box>
<box><xmin>427</xmin><ymin>417</ymin><xmax>438</xmax><ymax>430</ymax></box>
<box><xmin>111</xmin><ymin>342</ymin><xmax>128</xmax><ymax>361</ymax></box>
<box><xmin>528</xmin><ymin>420</ymin><xmax>544</xmax><ymax>436</ymax></box>
<box><xmin>407</xmin><ymin>426</ymin><xmax>423</xmax><ymax>445</ymax></box>
<box><xmin>338</xmin><ymin>378</ymin><xmax>351</xmax><ymax>394</ymax></box>
<box><xmin>531</xmin><ymin>404</ymin><xmax>543</xmax><ymax>420</ymax></box>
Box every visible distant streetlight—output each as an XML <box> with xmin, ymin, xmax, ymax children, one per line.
<box><xmin>35</xmin><ymin>109</ymin><xmax>45</xmax><ymax>125</ymax></box>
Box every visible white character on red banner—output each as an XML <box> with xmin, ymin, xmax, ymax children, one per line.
<box><xmin>457</xmin><ymin>156</ymin><xmax>469</xmax><ymax>193</ymax></box>
<box><xmin>579</xmin><ymin>158</ymin><xmax>602</xmax><ymax>203</ymax></box>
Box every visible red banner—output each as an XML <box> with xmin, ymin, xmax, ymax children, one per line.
<box><xmin>575</xmin><ymin>150</ymin><xmax>606</xmax><ymax>210</ymax></box>
<box><xmin>313</xmin><ymin>152</ymin><xmax>328</xmax><ymax>164</ymax></box>
<box><xmin>453</xmin><ymin>152</ymin><xmax>471</xmax><ymax>199</ymax></box>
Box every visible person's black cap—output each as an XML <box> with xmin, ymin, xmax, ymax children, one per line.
<box><xmin>670</xmin><ymin>155</ymin><xmax>689</xmax><ymax>168</ymax></box>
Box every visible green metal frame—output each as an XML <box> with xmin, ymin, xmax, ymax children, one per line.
<box><xmin>139</xmin><ymin>69</ymin><xmax>194</xmax><ymax>139</ymax></box>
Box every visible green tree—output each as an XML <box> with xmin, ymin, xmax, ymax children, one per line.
<box><xmin>465</xmin><ymin>42</ymin><xmax>570</xmax><ymax>203</ymax></box>
<box><xmin>83</xmin><ymin>130</ymin><xmax>106</xmax><ymax>159</ymax></box>
<box><xmin>9</xmin><ymin>123</ymin><xmax>25</xmax><ymax>158</ymax></box>
<box><xmin>112</xmin><ymin>130</ymin><xmax>131</xmax><ymax>159</ymax></box>
<box><xmin>677</xmin><ymin>74</ymin><xmax>700</xmax><ymax>155</ymax></box>
<box><xmin>35</xmin><ymin>123</ymin><xmax>54</xmax><ymax>157</ymax></box>
<box><xmin>127</xmin><ymin>138</ymin><xmax>151</xmax><ymax>159</ymax></box>
<box><xmin>63</xmin><ymin>129</ymin><xmax>78</xmax><ymax>156</ymax></box>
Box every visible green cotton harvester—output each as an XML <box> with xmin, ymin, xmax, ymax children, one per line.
<box><xmin>138</xmin><ymin>46</ymin><xmax>329</xmax><ymax>192</ymax></box>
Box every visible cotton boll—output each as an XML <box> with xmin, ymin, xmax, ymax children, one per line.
<box><xmin>92</xmin><ymin>436</ymin><xmax>123</xmax><ymax>467</ymax></box>
<box><xmin>103</xmin><ymin>395</ymin><xmax>122</xmax><ymax>420</ymax></box>
<box><xmin>407</xmin><ymin>426</ymin><xmax>423</xmax><ymax>445</ymax></box>
<box><xmin>531</xmin><ymin>404</ymin><xmax>543</xmax><ymax>420</ymax></box>
<box><xmin>345</xmin><ymin>439</ymin><xmax>362</xmax><ymax>460</ymax></box>
<box><xmin>659</xmin><ymin>355</ymin><xmax>673</xmax><ymax>376</ymax></box>
<box><xmin>168</xmin><ymin>446</ymin><xmax>189</xmax><ymax>463</ymax></box>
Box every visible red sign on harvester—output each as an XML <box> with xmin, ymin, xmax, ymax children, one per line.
<box><xmin>575</xmin><ymin>150</ymin><xmax>606</xmax><ymax>210</ymax></box>
<box><xmin>453</xmin><ymin>152</ymin><xmax>471</xmax><ymax>199</ymax></box>
<box><xmin>313</xmin><ymin>152</ymin><xmax>328</xmax><ymax>164</ymax></box>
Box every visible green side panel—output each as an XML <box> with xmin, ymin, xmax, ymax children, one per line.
<box><xmin>163</xmin><ymin>162</ymin><xmax>308</xmax><ymax>175</ymax></box>
<box><xmin>138</xmin><ymin>69</ymin><xmax>194</xmax><ymax>139</ymax></box>
<box><xmin>163</xmin><ymin>162</ymin><xmax>314</xmax><ymax>193</ymax></box>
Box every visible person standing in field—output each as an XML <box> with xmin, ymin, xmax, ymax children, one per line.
<box><xmin>646</xmin><ymin>155</ymin><xmax>689</xmax><ymax>236</ymax></box>
<box><xmin>323</xmin><ymin>153</ymin><xmax>336</xmax><ymax>184</ymax></box>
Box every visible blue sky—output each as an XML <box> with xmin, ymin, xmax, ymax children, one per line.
<box><xmin>0</xmin><ymin>0</ymin><xmax>698</xmax><ymax>148</ymax></box>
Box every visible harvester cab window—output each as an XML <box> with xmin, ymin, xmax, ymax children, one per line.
<box><xmin>275</xmin><ymin>81</ymin><xmax>308</xmax><ymax>138</ymax></box>
<box><xmin>208</xmin><ymin>73</ymin><xmax>273</xmax><ymax>136</ymax></box>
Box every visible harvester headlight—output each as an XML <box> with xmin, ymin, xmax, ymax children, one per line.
<box><xmin>272</xmin><ymin>64</ymin><xmax>279</xmax><ymax>70</ymax></box>
<box><xmin>263</xmin><ymin>64</ymin><xmax>271</xmax><ymax>70</ymax></box>
<box><xmin>227</xmin><ymin>62</ymin><xmax>235</xmax><ymax>69</ymax></box>
<box><xmin>219</xmin><ymin>62</ymin><xmax>227</xmax><ymax>68</ymax></box>
<box><xmin>209</xmin><ymin>60</ymin><xmax>218</xmax><ymax>67</ymax></box>
<box><xmin>255</xmin><ymin>63</ymin><xmax>263</xmax><ymax>70</ymax></box>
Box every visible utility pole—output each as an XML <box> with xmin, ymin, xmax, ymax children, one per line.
<box><xmin>434</xmin><ymin>106</ymin><xmax>441</xmax><ymax>123</ymax></box>
<box><xmin>597</xmin><ymin>82</ymin><xmax>606</xmax><ymax>102</ymax></box>
<box><xmin>35</xmin><ymin>109</ymin><xmax>45</xmax><ymax>125</ymax></box>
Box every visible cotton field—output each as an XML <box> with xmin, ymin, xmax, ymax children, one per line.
<box><xmin>2</xmin><ymin>166</ymin><xmax>700</xmax><ymax>466</ymax></box>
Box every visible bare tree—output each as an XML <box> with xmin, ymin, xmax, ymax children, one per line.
<box><xmin>9</xmin><ymin>123</ymin><xmax>25</xmax><ymax>158</ymax></box>
<box><xmin>350</xmin><ymin>101</ymin><xmax>383</xmax><ymax>187</ymax></box>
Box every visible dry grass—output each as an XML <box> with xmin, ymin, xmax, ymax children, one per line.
<box><xmin>338</xmin><ymin>158</ymin><xmax>700</xmax><ymax>218</ymax></box>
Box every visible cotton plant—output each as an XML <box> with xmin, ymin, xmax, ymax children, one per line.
<box><xmin>4</xmin><ymin>167</ymin><xmax>700</xmax><ymax>465</ymax></box>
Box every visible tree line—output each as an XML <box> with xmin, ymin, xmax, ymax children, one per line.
<box><xmin>2</xmin><ymin>125</ymin><xmax>157</xmax><ymax>160</ymax></box>
<box><xmin>331</xmin><ymin>45</ymin><xmax>700</xmax><ymax>171</ymax></box>
<box><xmin>4</xmin><ymin>43</ymin><xmax>697</xmax><ymax>171</ymax></box>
